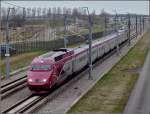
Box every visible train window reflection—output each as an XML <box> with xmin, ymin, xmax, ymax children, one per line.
<box><xmin>31</xmin><ymin>65</ymin><xmax>51</xmax><ymax>71</ymax></box>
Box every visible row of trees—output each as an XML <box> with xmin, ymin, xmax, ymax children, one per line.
<box><xmin>1</xmin><ymin>7</ymin><xmax>100</xmax><ymax>29</ymax></box>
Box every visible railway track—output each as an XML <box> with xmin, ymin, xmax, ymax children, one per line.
<box><xmin>1</xmin><ymin>76</ymin><xmax>27</xmax><ymax>99</ymax></box>
<box><xmin>2</xmin><ymin>94</ymin><xmax>47</xmax><ymax>113</ymax></box>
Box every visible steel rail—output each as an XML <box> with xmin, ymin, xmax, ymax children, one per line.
<box><xmin>1</xmin><ymin>75</ymin><xmax>26</xmax><ymax>88</ymax></box>
<box><xmin>1</xmin><ymin>76</ymin><xmax>27</xmax><ymax>99</ymax></box>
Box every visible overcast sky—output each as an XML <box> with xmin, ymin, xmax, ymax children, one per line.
<box><xmin>1</xmin><ymin>1</ymin><xmax>149</xmax><ymax>15</ymax></box>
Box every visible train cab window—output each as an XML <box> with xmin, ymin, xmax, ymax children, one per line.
<box><xmin>53</xmin><ymin>48</ymin><xmax>68</xmax><ymax>52</ymax></box>
<box><xmin>54</xmin><ymin>54</ymin><xmax>64</xmax><ymax>61</ymax></box>
<box><xmin>31</xmin><ymin>65</ymin><xmax>51</xmax><ymax>71</ymax></box>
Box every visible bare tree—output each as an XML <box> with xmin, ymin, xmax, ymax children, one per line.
<box><xmin>27</xmin><ymin>7</ymin><xmax>31</xmax><ymax>18</ymax></box>
<box><xmin>42</xmin><ymin>8</ymin><xmax>47</xmax><ymax>18</ymax></box>
<box><xmin>37</xmin><ymin>7</ymin><xmax>41</xmax><ymax>18</ymax></box>
<box><xmin>32</xmin><ymin>7</ymin><xmax>36</xmax><ymax>18</ymax></box>
<box><xmin>47</xmin><ymin>8</ymin><xmax>51</xmax><ymax>18</ymax></box>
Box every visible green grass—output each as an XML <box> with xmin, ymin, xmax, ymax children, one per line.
<box><xmin>55</xmin><ymin>24</ymin><xmax>104</xmax><ymax>38</ymax></box>
<box><xmin>68</xmin><ymin>30</ymin><xmax>150</xmax><ymax>113</ymax></box>
<box><xmin>80</xmin><ymin>24</ymin><xmax>104</xmax><ymax>35</ymax></box>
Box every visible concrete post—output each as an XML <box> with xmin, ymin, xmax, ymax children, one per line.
<box><xmin>82</xmin><ymin>7</ymin><xmax>93</xmax><ymax>80</ymax></box>
<box><xmin>114</xmin><ymin>12</ymin><xmax>120</xmax><ymax>55</ymax></box>
<box><xmin>128</xmin><ymin>14</ymin><xmax>131</xmax><ymax>46</ymax></box>
<box><xmin>143</xmin><ymin>16</ymin><xmax>145</xmax><ymax>32</ymax></box>
<box><xmin>64</xmin><ymin>14</ymin><xmax>67</xmax><ymax>48</ymax></box>
<box><xmin>88</xmin><ymin>15</ymin><xmax>93</xmax><ymax>80</ymax></box>
<box><xmin>136</xmin><ymin>15</ymin><xmax>138</xmax><ymax>38</ymax></box>
<box><xmin>5</xmin><ymin>8</ymin><xmax>12</xmax><ymax>79</ymax></box>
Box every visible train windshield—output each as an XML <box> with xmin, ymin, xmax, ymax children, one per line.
<box><xmin>31</xmin><ymin>65</ymin><xmax>51</xmax><ymax>71</ymax></box>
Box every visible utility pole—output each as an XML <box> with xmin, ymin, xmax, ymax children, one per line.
<box><xmin>104</xmin><ymin>15</ymin><xmax>107</xmax><ymax>36</ymax></box>
<box><xmin>140</xmin><ymin>15</ymin><xmax>142</xmax><ymax>35</ymax></box>
<box><xmin>4</xmin><ymin>4</ymin><xmax>25</xmax><ymax>79</ymax></box>
<box><xmin>64</xmin><ymin>14</ymin><xmax>67</xmax><ymax>48</ymax></box>
<box><xmin>5</xmin><ymin>8</ymin><xmax>14</xmax><ymax>79</ymax></box>
<box><xmin>128</xmin><ymin>13</ymin><xmax>131</xmax><ymax>46</ymax></box>
<box><xmin>82</xmin><ymin>7</ymin><xmax>93</xmax><ymax>80</ymax></box>
<box><xmin>143</xmin><ymin>16</ymin><xmax>145</xmax><ymax>32</ymax></box>
<box><xmin>88</xmin><ymin>14</ymin><xmax>93</xmax><ymax>80</ymax></box>
<box><xmin>113</xmin><ymin>10</ymin><xmax>120</xmax><ymax>55</ymax></box>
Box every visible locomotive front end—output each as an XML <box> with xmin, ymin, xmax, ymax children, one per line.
<box><xmin>27</xmin><ymin>57</ymin><xmax>55</xmax><ymax>92</ymax></box>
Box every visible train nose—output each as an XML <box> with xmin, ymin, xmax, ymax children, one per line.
<box><xmin>27</xmin><ymin>71</ymin><xmax>53</xmax><ymax>85</ymax></box>
<box><xmin>27</xmin><ymin>71</ymin><xmax>54</xmax><ymax>91</ymax></box>
<box><xmin>28</xmin><ymin>78</ymin><xmax>48</xmax><ymax>83</ymax></box>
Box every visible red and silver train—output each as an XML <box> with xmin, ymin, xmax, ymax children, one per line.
<box><xmin>27</xmin><ymin>30</ymin><xmax>128</xmax><ymax>92</ymax></box>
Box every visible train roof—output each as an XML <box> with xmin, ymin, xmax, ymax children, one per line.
<box><xmin>73</xmin><ymin>31</ymin><xmax>123</xmax><ymax>54</ymax></box>
<box><xmin>39</xmin><ymin>51</ymin><xmax>65</xmax><ymax>59</ymax></box>
<box><xmin>53</xmin><ymin>48</ymin><xmax>74</xmax><ymax>52</ymax></box>
<box><xmin>74</xmin><ymin>46</ymin><xmax>88</xmax><ymax>54</ymax></box>
<box><xmin>33</xmin><ymin>31</ymin><xmax>125</xmax><ymax>64</ymax></box>
<box><xmin>38</xmin><ymin>48</ymin><xmax>74</xmax><ymax>61</ymax></box>
<box><xmin>73</xmin><ymin>31</ymin><xmax>125</xmax><ymax>55</ymax></box>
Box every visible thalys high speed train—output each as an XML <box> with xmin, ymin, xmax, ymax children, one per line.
<box><xmin>27</xmin><ymin>30</ymin><xmax>128</xmax><ymax>92</ymax></box>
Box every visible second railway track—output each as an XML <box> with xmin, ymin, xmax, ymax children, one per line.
<box><xmin>1</xmin><ymin>76</ymin><xmax>27</xmax><ymax>99</ymax></box>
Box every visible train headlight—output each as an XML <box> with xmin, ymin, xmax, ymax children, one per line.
<box><xmin>42</xmin><ymin>79</ymin><xmax>47</xmax><ymax>82</ymax></box>
<box><xmin>28</xmin><ymin>78</ymin><xmax>33</xmax><ymax>82</ymax></box>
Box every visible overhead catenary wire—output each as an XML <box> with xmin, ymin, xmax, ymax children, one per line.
<box><xmin>3</xmin><ymin>1</ymin><xmax>25</xmax><ymax>9</ymax></box>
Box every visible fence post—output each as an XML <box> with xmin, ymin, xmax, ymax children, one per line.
<box><xmin>136</xmin><ymin>14</ymin><xmax>138</xmax><ymax>38</ymax></box>
<box><xmin>143</xmin><ymin>16</ymin><xmax>145</xmax><ymax>32</ymax></box>
<box><xmin>140</xmin><ymin>15</ymin><xmax>142</xmax><ymax>35</ymax></box>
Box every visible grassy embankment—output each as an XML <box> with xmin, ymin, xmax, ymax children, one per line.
<box><xmin>68</xmin><ymin>30</ymin><xmax>150</xmax><ymax>113</ymax></box>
